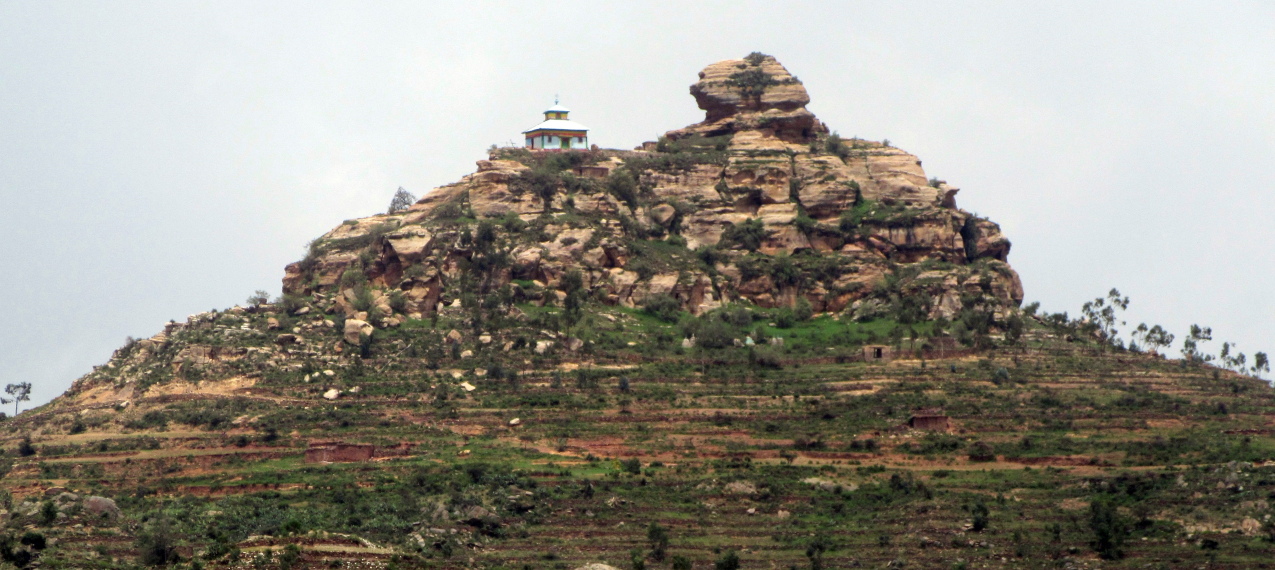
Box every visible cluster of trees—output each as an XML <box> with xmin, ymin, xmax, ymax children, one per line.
<box><xmin>1039</xmin><ymin>288</ymin><xmax>1269</xmax><ymax>379</ymax></box>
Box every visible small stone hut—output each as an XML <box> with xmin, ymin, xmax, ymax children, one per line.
<box><xmin>863</xmin><ymin>345</ymin><xmax>893</xmax><ymax>362</ymax></box>
<box><xmin>907</xmin><ymin>410</ymin><xmax>951</xmax><ymax>431</ymax></box>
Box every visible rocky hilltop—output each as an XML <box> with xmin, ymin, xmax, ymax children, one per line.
<box><xmin>5</xmin><ymin>54</ymin><xmax>1272</xmax><ymax>570</ymax></box>
<box><xmin>284</xmin><ymin>53</ymin><xmax>1020</xmax><ymax>328</ymax></box>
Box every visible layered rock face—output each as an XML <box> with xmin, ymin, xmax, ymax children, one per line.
<box><xmin>283</xmin><ymin>53</ymin><xmax>1022</xmax><ymax>325</ymax></box>
<box><xmin>667</xmin><ymin>53</ymin><xmax>824</xmax><ymax>142</ymax></box>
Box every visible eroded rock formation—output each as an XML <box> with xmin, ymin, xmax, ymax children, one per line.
<box><xmin>282</xmin><ymin>53</ymin><xmax>1022</xmax><ymax>325</ymax></box>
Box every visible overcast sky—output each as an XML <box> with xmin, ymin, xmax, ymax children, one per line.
<box><xmin>2</xmin><ymin>1</ymin><xmax>1272</xmax><ymax>410</ymax></box>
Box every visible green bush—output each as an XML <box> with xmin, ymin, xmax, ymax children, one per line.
<box><xmin>136</xmin><ymin>517</ymin><xmax>180</xmax><ymax>566</ymax></box>
<box><xmin>621</xmin><ymin>458</ymin><xmax>641</xmax><ymax>474</ymax></box>
<box><xmin>714</xmin><ymin>550</ymin><xmax>741</xmax><ymax>570</ymax></box>
<box><xmin>19</xmin><ymin>532</ymin><xmax>45</xmax><ymax>551</ymax></box>
<box><xmin>968</xmin><ymin>441</ymin><xmax>995</xmax><ymax>462</ymax></box>
<box><xmin>642</xmin><ymin>294</ymin><xmax>682</xmax><ymax>323</ymax></box>
<box><xmin>825</xmin><ymin>133</ymin><xmax>851</xmax><ymax>160</ymax></box>
<box><xmin>647</xmin><ymin>522</ymin><xmax>670</xmax><ymax>562</ymax></box>
<box><xmin>1089</xmin><ymin>499</ymin><xmax>1129</xmax><ymax>560</ymax></box>
<box><xmin>607</xmin><ymin>170</ymin><xmax>640</xmax><ymax>210</ymax></box>
<box><xmin>720</xmin><ymin>218</ymin><xmax>768</xmax><ymax>252</ymax></box>
<box><xmin>970</xmin><ymin>500</ymin><xmax>990</xmax><ymax>532</ymax></box>
<box><xmin>696</xmin><ymin>319</ymin><xmax>736</xmax><ymax>350</ymax></box>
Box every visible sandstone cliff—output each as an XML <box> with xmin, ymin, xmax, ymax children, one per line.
<box><xmin>282</xmin><ymin>53</ymin><xmax>1022</xmax><ymax>325</ymax></box>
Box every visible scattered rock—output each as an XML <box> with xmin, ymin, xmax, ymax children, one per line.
<box><xmin>266</xmin><ymin>317</ymin><xmax>280</xmax><ymax>330</ymax></box>
<box><xmin>460</xmin><ymin>382</ymin><xmax>476</xmax><ymax>392</ymax></box>
<box><xmin>323</xmin><ymin>388</ymin><xmax>341</xmax><ymax>400</ymax></box>
<box><xmin>508</xmin><ymin>418</ymin><xmax>522</xmax><ymax>426</ymax></box>
<box><xmin>83</xmin><ymin>496</ymin><xmax>120</xmax><ymax>520</ymax></box>
<box><xmin>343</xmin><ymin>319</ymin><xmax>373</xmax><ymax>344</ymax></box>
<box><xmin>274</xmin><ymin>334</ymin><xmax>299</xmax><ymax>346</ymax></box>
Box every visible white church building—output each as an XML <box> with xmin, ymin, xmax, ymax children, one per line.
<box><xmin>523</xmin><ymin>101</ymin><xmax>589</xmax><ymax>150</ymax></box>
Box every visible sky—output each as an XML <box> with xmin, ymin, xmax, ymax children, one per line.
<box><xmin>1</xmin><ymin>1</ymin><xmax>1272</xmax><ymax>411</ymax></box>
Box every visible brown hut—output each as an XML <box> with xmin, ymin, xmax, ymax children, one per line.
<box><xmin>907</xmin><ymin>411</ymin><xmax>951</xmax><ymax>431</ymax></box>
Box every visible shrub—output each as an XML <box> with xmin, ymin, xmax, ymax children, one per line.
<box><xmin>136</xmin><ymin>517</ymin><xmax>180</xmax><ymax>566</ymax></box>
<box><xmin>647</xmin><ymin>522</ymin><xmax>670</xmax><ymax>562</ymax></box>
<box><xmin>720</xmin><ymin>218</ymin><xmax>768</xmax><ymax>252</ymax></box>
<box><xmin>19</xmin><ymin>532</ymin><xmax>45</xmax><ymax>551</ymax></box>
<box><xmin>642</xmin><ymin>294</ymin><xmax>682</xmax><ymax>323</ymax></box>
<box><xmin>607</xmin><ymin>170</ymin><xmax>640</xmax><ymax>210</ymax></box>
<box><xmin>695</xmin><ymin>319</ymin><xmax>736</xmax><ymax>350</ymax></box>
<box><xmin>728</xmin><ymin>68</ymin><xmax>776</xmax><ymax>98</ymax></box>
<box><xmin>626</xmin><ymin>257</ymin><xmax>657</xmax><ymax>281</ymax></box>
<box><xmin>714</xmin><ymin>550</ymin><xmax>741</xmax><ymax>570</ymax></box>
<box><xmin>773</xmin><ymin>309</ymin><xmax>796</xmax><ymax>329</ymax></box>
<box><xmin>970</xmin><ymin>501</ymin><xmax>990</xmax><ymax>532</ymax></box>
<box><xmin>695</xmin><ymin>246</ymin><xmax>723</xmax><ymax>268</ymax></box>
<box><xmin>629</xmin><ymin>548</ymin><xmax>646</xmax><ymax>570</ymax></box>
<box><xmin>246</xmin><ymin>290</ymin><xmax>270</xmax><ymax>306</ymax></box>
<box><xmin>793</xmin><ymin>298</ymin><xmax>814</xmax><ymax>322</ymax></box>
<box><xmin>672</xmin><ymin>555</ymin><xmax>692</xmax><ymax>570</ymax></box>
<box><xmin>744</xmin><ymin>52</ymin><xmax>769</xmax><ymax>66</ymax></box>
<box><xmin>280</xmin><ymin>294</ymin><xmax>307</xmax><ymax>315</ymax></box>
<box><xmin>621</xmin><ymin>458</ymin><xmax>642</xmax><ymax>475</ymax></box>
<box><xmin>991</xmin><ymin>367</ymin><xmax>1011</xmax><ymax>385</ymax></box>
<box><xmin>278</xmin><ymin>544</ymin><xmax>301</xmax><ymax>570</ymax></box>
<box><xmin>825</xmin><ymin>133</ymin><xmax>851</xmax><ymax>160</ymax></box>
<box><xmin>968</xmin><ymin>441</ymin><xmax>995</xmax><ymax>462</ymax></box>
<box><xmin>1089</xmin><ymin>499</ymin><xmax>1129</xmax><ymax>560</ymax></box>
<box><xmin>339</xmin><ymin>268</ymin><xmax>367</xmax><ymax>289</ymax></box>
<box><xmin>39</xmin><ymin>501</ymin><xmax>57</xmax><ymax>525</ymax></box>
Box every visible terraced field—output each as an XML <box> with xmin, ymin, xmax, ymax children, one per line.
<box><xmin>3</xmin><ymin>306</ymin><xmax>1274</xmax><ymax>569</ymax></box>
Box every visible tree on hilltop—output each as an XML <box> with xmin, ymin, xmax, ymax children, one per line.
<box><xmin>1253</xmin><ymin>352</ymin><xmax>1270</xmax><ymax>379</ymax></box>
<box><xmin>1180</xmin><ymin>324</ymin><xmax>1214</xmax><ymax>364</ymax></box>
<box><xmin>1131</xmin><ymin>323</ymin><xmax>1174</xmax><ymax>355</ymax></box>
<box><xmin>1081</xmin><ymin>288</ymin><xmax>1129</xmax><ymax>349</ymax></box>
<box><xmin>4</xmin><ymin>382</ymin><xmax>31</xmax><ymax>417</ymax></box>
<box><xmin>387</xmin><ymin>187</ymin><xmax>416</xmax><ymax>214</ymax></box>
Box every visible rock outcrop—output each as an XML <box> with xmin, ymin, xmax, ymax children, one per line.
<box><xmin>666</xmin><ymin>53</ymin><xmax>824</xmax><ymax>143</ymax></box>
<box><xmin>281</xmin><ymin>53</ymin><xmax>1022</xmax><ymax>325</ymax></box>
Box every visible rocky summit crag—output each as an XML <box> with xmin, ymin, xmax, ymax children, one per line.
<box><xmin>283</xmin><ymin>52</ymin><xmax>1021</xmax><ymax>327</ymax></box>
<box><xmin>4</xmin><ymin>55</ymin><xmax>1275</xmax><ymax>570</ymax></box>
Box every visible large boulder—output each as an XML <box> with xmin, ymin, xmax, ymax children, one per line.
<box><xmin>343</xmin><ymin>319</ymin><xmax>374</xmax><ymax>344</ymax></box>
<box><xmin>666</xmin><ymin>53</ymin><xmax>825</xmax><ymax>142</ymax></box>
<box><xmin>83</xmin><ymin>496</ymin><xmax>120</xmax><ymax>520</ymax></box>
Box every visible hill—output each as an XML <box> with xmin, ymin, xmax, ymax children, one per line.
<box><xmin>2</xmin><ymin>53</ymin><xmax>1273</xmax><ymax>570</ymax></box>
